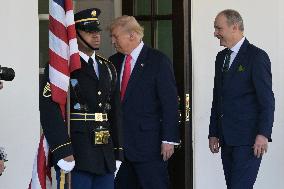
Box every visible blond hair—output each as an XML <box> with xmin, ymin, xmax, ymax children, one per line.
<box><xmin>109</xmin><ymin>15</ymin><xmax>144</xmax><ymax>39</ymax></box>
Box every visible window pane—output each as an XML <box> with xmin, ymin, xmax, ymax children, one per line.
<box><xmin>39</xmin><ymin>20</ymin><xmax>49</xmax><ymax>68</ymax></box>
<box><xmin>39</xmin><ymin>0</ymin><xmax>49</xmax><ymax>14</ymax></box>
<box><xmin>135</xmin><ymin>0</ymin><xmax>151</xmax><ymax>15</ymax></box>
<box><xmin>156</xmin><ymin>20</ymin><xmax>173</xmax><ymax>61</ymax></box>
<box><xmin>139</xmin><ymin>21</ymin><xmax>152</xmax><ymax>47</ymax></box>
<box><xmin>157</xmin><ymin>0</ymin><xmax>172</xmax><ymax>15</ymax></box>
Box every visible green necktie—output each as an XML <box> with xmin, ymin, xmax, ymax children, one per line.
<box><xmin>222</xmin><ymin>49</ymin><xmax>233</xmax><ymax>72</ymax></box>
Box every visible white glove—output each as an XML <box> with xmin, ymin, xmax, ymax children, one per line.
<box><xmin>57</xmin><ymin>159</ymin><xmax>75</xmax><ymax>173</ymax></box>
<box><xmin>114</xmin><ymin>160</ymin><xmax>122</xmax><ymax>178</ymax></box>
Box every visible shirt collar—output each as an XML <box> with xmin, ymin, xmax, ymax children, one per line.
<box><xmin>79</xmin><ymin>51</ymin><xmax>96</xmax><ymax>63</ymax></box>
<box><xmin>129</xmin><ymin>41</ymin><xmax>144</xmax><ymax>61</ymax></box>
<box><xmin>230</xmin><ymin>37</ymin><xmax>245</xmax><ymax>54</ymax></box>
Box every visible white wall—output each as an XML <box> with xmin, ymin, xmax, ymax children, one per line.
<box><xmin>192</xmin><ymin>0</ymin><xmax>284</xmax><ymax>189</ymax></box>
<box><xmin>0</xmin><ymin>0</ymin><xmax>40</xmax><ymax>188</ymax></box>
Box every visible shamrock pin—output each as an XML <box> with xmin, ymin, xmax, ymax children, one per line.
<box><xmin>238</xmin><ymin>65</ymin><xmax>245</xmax><ymax>72</ymax></box>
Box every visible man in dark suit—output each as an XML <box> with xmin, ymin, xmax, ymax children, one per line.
<box><xmin>40</xmin><ymin>8</ymin><xmax>123</xmax><ymax>189</ymax></box>
<box><xmin>108</xmin><ymin>16</ymin><xmax>180</xmax><ymax>189</ymax></box>
<box><xmin>209</xmin><ymin>9</ymin><xmax>275</xmax><ymax>189</ymax></box>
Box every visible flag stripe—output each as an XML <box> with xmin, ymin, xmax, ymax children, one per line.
<box><xmin>37</xmin><ymin>136</ymin><xmax>47</xmax><ymax>188</ymax></box>
<box><xmin>64</xmin><ymin>0</ymin><xmax>73</xmax><ymax>11</ymax></box>
<box><xmin>49</xmin><ymin>65</ymin><xmax>70</xmax><ymax>92</ymax></box>
<box><xmin>66</xmin><ymin>23</ymin><xmax>77</xmax><ymax>39</ymax></box>
<box><xmin>70</xmin><ymin>53</ymin><xmax>81</xmax><ymax>72</ymax></box>
<box><xmin>49</xmin><ymin>49</ymin><xmax>69</xmax><ymax>74</ymax></box>
<box><xmin>49</xmin><ymin>16</ymin><xmax>68</xmax><ymax>44</ymax></box>
<box><xmin>29</xmin><ymin>135</ymin><xmax>52</xmax><ymax>189</ymax></box>
<box><xmin>51</xmin><ymin>84</ymin><xmax>68</xmax><ymax>105</ymax></box>
<box><xmin>49</xmin><ymin>31</ymin><xmax>69</xmax><ymax>60</ymax></box>
<box><xmin>66</xmin><ymin>10</ymin><xmax>76</xmax><ymax>26</ymax></box>
<box><xmin>69</xmin><ymin>38</ymin><xmax>79</xmax><ymax>57</ymax></box>
<box><xmin>49</xmin><ymin>1</ymin><xmax>66</xmax><ymax>27</ymax></box>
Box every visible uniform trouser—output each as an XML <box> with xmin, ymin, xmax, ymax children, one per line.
<box><xmin>55</xmin><ymin>167</ymin><xmax>114</xmax><ymax>189</ymax></box>
<box><xmin>221</xmin><ymin>145</ymin><xmax>262</xmax><ymax>189</ymax></box>
<box><xmin>115</xmin><ymin>159</ymin><xmax>169</xmax><ymax>189</ymax></box>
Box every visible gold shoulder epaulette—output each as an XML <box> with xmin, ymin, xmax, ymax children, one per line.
<box><xmin>96</xmin><ymin>54</ymin><xmax>111</xmax><ymax>64</ymax></box>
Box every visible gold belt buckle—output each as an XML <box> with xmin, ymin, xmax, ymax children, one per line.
<box><xmin>94</xmin><ymin>113</ymin><xmax>108</xmax><ymax>122</ymax></box>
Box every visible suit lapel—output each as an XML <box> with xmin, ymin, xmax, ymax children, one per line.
<box><xmin>112</xmin><ymin>53</ymin><xmax>124</xmax><ymax>94</ymax></box>
<box><xmin>115</xmin><ymin>54</ymin><xmax>124</xmax><ymax>79</ymax></box>
<box><xmin>122</xmin><ymin>45</ymin><xmax>149</xmax><ymax>103</ymax></box>
<box><xmin>223</xmin><ymin>39</ymin><xmax>249</xmax><ymax>89</ymax></box>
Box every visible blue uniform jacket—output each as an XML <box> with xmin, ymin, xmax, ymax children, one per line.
<box><xmin>39</xmin><ymin>55</ymin><xmax>123</xmax><ymax>175</ymax></box>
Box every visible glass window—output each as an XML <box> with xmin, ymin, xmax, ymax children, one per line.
<box><xmin>39</xmin><ymin>20</ymin><xmax>49</xmax><ymax>69</ymax></box>
<box><xmin>157</xmin><ymin>0</ymin><xmax>172</xmax><ymax>15</ymax></box>
<box><xmin>135</xmin><ymin>0</ymin><xmax>151</xmax><ymax>15</ymax></box>
<box><xmin>38</xmin><ymin>0</ymin><xmax>49</xmax><ymax>14</ymax></box>
<box><xmin>156</xmin><ymin>20</ymin><xmax>173</xmax><ymax>61</ymax></box>
<box><xmin>140</xmin><ymin>21</ymin><xmax>151</xmax><ymax>47</ymax></box>
<box><xmin>133</xmin><ymin>0</ymin><xmax>173</xmax><ymax>61</ymax></box>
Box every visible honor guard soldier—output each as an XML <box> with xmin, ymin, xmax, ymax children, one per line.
<box><xmin>40</xmin><ymin>8</ymin><xmax>123</xmax><ymax>189</ymax></box>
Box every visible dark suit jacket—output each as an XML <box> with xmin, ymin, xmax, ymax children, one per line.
<box><xmin>209</xmin><ymin>39</ymin><xmax>275</xmax><ymax>146</ymax></box>
<box><xmin>109</xmin><ymin>44</ymin><xmax>180</xmax><ymax>162</ymax></box>
<box><xmin>40</xmin><ymin>55</ymin><xmax>123</xmax><ymax>175</ymax></box>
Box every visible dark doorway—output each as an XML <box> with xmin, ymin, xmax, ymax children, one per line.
<box><xmin>122</xmin><ymin>1</ymin><xmax>192</xmax><ymax>189</ymax></box>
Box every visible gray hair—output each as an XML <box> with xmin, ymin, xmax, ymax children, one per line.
<box><xmin>218</xmin><ymin>9</ymin><xmax>244</xmax><ymax>31</ymax></box>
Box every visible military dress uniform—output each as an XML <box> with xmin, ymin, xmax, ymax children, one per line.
<box><xmin>40</xmin><ymin>8</ymin><xmax>123</xmax><ymax>189</ymax></box>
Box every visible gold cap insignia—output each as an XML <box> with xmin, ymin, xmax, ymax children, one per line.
<box><xmin>91</xmin><ymin>10</ymin><xmax>97</xmax><ymax>17</ymax></box>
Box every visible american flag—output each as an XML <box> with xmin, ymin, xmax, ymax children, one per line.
<box><xmin>48</xmin><ymin>0</ymin><xmax>81</xmax><ymax>117</ymax></box>
<box><xmin>29</xmin><ymin>135</ymin><xmax>52</xmax><ymax>189</ymax></box>
<box><xmin>29</xmin><ymin>0</ymin><xmax>80</xmax><ymax>188</ymax></box>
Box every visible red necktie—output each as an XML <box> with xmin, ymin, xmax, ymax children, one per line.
<box><xmin>120</xmin><ymin>55</ymin><xmax>132</xmax><ymax>101</ymax></box>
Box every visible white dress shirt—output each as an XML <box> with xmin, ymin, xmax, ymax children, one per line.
<box><xmin>79</xmin><ymin>51</ymin><xmax>99</xmax><ymax>78</ymax></box>
<box><xmin>227</xmin><ymin>37</ymin><xmax>245</xmax><ymax>69</ymax></box>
